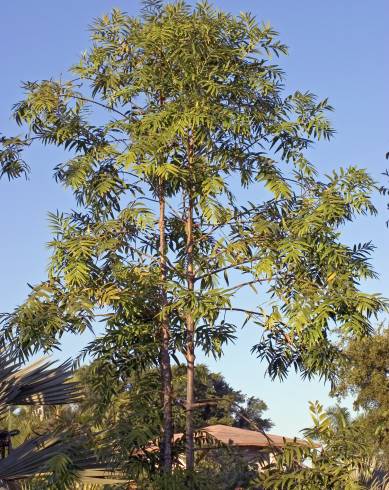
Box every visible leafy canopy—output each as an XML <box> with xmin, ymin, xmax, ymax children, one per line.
<box><xmin>0</xmin><ymin>0</ymin><xmax>386</xmax><ymax>394</ymax></box>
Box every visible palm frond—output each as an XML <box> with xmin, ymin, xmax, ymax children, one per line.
<box><xmin>0</xmin><ymin>353</ymin><xmax>127</xmax><ymax>486</ymax></box>
<box><xmin>0</xmin><ymin>433</ymin><xmax>127</xmax><ymax>485</ymax></box>
<box><xmin>0</xmin><ymin>435</ymin><xmax>61</xmax><ymax>481</ymax></box>
<box><xmin>0</xmin><ymin>353</ymin><xmax>81</xmax><ymax>418</ymax></box>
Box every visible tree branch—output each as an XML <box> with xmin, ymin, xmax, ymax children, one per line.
<box><xmin>225</xmin><ymin>277</ymin><xmax>270</xmax><ymax>292</ymax></box>
<box><xmin>219</xmin><ymin>307</ymin><xmax>262</xmax><ymax>317</ymax></box>
<box><xmin>66</xmin><ymin>94</ymin><xmax>129</xmax><ymax>119</ymax></box>
<box><xmin>195</xmin><ymin>258</ymin><xmax>260</xmax><ymax>283</ymax></box>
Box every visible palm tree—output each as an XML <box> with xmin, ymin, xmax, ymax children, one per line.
<box><xmin>0</xmin><ymin>350</ymin><xmax>125</xmax><ymax>488</ymax></box>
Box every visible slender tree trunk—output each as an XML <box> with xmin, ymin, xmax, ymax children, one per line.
<box><xmin>185</xmin><ymin>134</ymin><xmax>196</xmax><ymax>471</ymax></box>
<box><xmin>158</xmin><ymin>185</ymin><xmax>173</xmax><ymax>473</ymax></box>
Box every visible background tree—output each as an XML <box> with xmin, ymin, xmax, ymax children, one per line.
<box><xmin>333</xmin><ymin>326</ymin><xmax>389</xmax><ymax>468</ymax></box>
<box><xmin>0</xmin><ymin>0</ymin><xmax>386</xmax><ymax>476</ymax></box>
<box><xmin>78</xmin><ymin>362</ymin><xmax>272</xmax><ymax>434</ymax></box>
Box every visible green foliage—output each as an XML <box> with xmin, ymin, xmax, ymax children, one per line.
<box><xmin>256</xmin><ymin>401</ymin><xmax>386</xmax><ymax>490</ymax></box>
<box><xmin>0</xmin><ymin>0</ymin><xmax>387</xmax><ymax>480</ymax></box>
<box><xmin>169</xmin><ymin>364</ymin><xmax>273</xmax><ymax>432</ymax></box>
<box><xmin>0</xmin><ymin>135</ymin><xmax>30</xmax><ymax>179</ymax></box>
<box><xmin>6</xmin><ymin>362</ymin><xmax>269</xmax><ymax>488</ymax></box>
<box><xmin>333</xmin><ymin>326</ymin><xmax>389</xmax><ymax>468</ymax></box>
<box><xmin>76</xmin><ymin>362</ymin><xmax>272</xmax><ymax>433</ymax></box>
<box><xmin>135</xmin><ymin>454</ymin><xmax>255</xmax><ymax>490</ymax></box>
<box><xmin>0</xmin><ymin>0</ymin><xmax>384</xmax><ymax>387</ymax></box>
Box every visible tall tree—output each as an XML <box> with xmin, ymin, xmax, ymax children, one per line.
<box><xmin>0</xmin><ymin>0</ymin><xmax>386</xmax><ymax>474</ymax></box>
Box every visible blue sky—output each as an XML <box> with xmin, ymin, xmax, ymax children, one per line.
<box><xmin>1</xmin><ymin>0</ymin><xmax>388</xmax><ymax>437</ymax></box>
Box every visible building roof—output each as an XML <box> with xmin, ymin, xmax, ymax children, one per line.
<box><xmin>198</xmin><ymin>424</ymin><xmax>307</xmax><ymax>449</ymax></box>
<box><xmin>134</xmin><ymin>424</ymin><xmax>311</xmax><ymax>456</ymax></box>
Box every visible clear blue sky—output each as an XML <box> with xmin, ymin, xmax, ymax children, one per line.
<box><xmin>1</xmin><ymin>0</ymin><xmax>388</xmax><ymax>437</ymax></box>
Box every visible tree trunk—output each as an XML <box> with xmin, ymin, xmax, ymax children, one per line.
<box><xmin>185</xmin><ymin>134</ymin><xmax>196</xmax><ymax>471</ymax></box>
<box><xmin>158</xmin><ymin>187</ymin><xmax>173</xmax><ymax>473</ymax></box>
